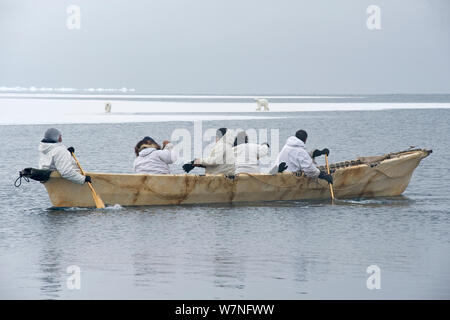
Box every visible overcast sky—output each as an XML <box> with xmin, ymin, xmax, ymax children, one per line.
<box><xmin>1</xmin><ymin>0</ymin><xmax>449</xmax><ymax>94</ymax></box>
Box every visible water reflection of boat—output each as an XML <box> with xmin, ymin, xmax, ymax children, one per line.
<box><xmin>42</xmin><ymin>149</ymin><xmax>431</xmax><ymax>208</ymax></box>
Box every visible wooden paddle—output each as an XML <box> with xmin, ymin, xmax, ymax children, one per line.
<box><xmin>325</xmin><ymin>154</ymin><xmax>335</xmax><ymax>202</ymax></box>
<box><xmin>71</xmin><ymin>152</ymin><xmax>106</xmax><ymax>209</ymax></box>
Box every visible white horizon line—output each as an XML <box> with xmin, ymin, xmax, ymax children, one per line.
<box><xmin>0</xmin><ymin>92</ymin><xmax>362</xmax><ymax>100</ymax></box>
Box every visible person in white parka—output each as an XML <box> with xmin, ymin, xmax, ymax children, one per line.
<box><xmin>38</xmin><ymin>128</ymin><xmax>90</xmax><ymax>185</ymax></box>
<box><xmin>269</xmin><ymin>129</ymin><xmax>333</xmax><ymax>184</ymax></box>
<box><xmin>233</xmin><ymin>131</ymin><xmax>269</xmax><ymax>174</ymax></box>
<box><xmin>133</xmin><ymin>137</ymin><xmax>178</xmax><ymax>175</ymax></box>
<box><xmin>193</xmin><ymin>128</ymin><xmax>236</xmax><ymax>175</ymax></box>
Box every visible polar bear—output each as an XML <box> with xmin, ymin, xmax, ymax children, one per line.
<box><xmin>255</xmin><ymin>98</ymin><xmax>269</xmax><ymax>111</ymax></box>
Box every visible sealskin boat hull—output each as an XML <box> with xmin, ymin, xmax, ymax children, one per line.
<box><xmin>43</xmin><ymin>149</ymin><xmax>431</xmax><ymax>207</ymax></box>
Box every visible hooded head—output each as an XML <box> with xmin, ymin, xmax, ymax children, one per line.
<box><xmin>295</xmin><ymin>130</ymin><xmax>308</xmax><ymax>143</ymax></box>
<box><xmin>135</xmin><ymin>137</ymin><xmax>161</xmax><ymax>156</ymax></box>
<box><xmin>221</xmin><ymin>129</ymin><xmax>237</xmax><ymax>147</ymax></box>
<box><xmin>286</xmin><ymin>135</ymin><xmax>306</xmax><ymax>148</ymax></box>
<box><xmin>216</xmin><ymin>128</ymin><xmax>227</xmax><ymax>141</ymax></box>
<box><xmin>234</xmin><ymin>131</ymin><xmax>248</xmax><ymax>147</ymax></box>
<box><xmin>42</xmin><ymin>128</ymin><xmax>62</xmax><ymax>143</ymax></box>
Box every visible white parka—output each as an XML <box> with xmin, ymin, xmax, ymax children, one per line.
<box><xmin>233</xmin><ymin>143</ymin><xmax>269</xmax><ymax>174</ymax></box>
<box><xmin>134</xmin><ymin>143</ymin><xmax>178</xmax><ymax>174</ymax></box>
<box><xmin>269</xmin><ymin>136</ymin><xmax>320</xmax><ymax>177</ymax></box>
<box><xmin>38</xmin><ymin>142</ymin><xmax>86</xmax><ymax>185</ymax></box>
<box><xmin>198</xmin><ymin>130</ymin><xmax>236</xmax><ymax>175</ymax></box>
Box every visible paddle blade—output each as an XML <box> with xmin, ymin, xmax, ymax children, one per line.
<box><xmin>325</xmin><ymin>155</ymin><xmax>336</xmax><ymax>201</ymax></box>
<box><xmin>87</xmin><ymin>182</ymin><xmax>106</xmax><ymax>209</ymax></box>
<box><xmin>93</xmin><ymin>193</ymin><xmax>106</xmax><ymax>209</ymax></box>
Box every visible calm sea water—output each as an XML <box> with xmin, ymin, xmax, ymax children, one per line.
<box><xmin>0</xmin><ymin>107</ymin><xmax>449</xmax><ymax>299</ymax></box>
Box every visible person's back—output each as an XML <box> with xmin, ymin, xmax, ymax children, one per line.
<box><xmin>38</xmin><ymin>128</ymin><xmax>87</xmax><ymax>185</ymax></box>
<box><xmin>195</xmin><ymin>129</ymin><xmax>235</xmax><ymax>175</ymax></box>
<box><xmin>274</xmin><ymin>136</ymin><xmax>320</xmax><ymax>177</ymax></box>
<box><xmin>134</xmin><ymin>142</ymin><xmax>177</xmax><ymax>175</ymax></box>
<box><xmin>270</xmin><ymin>129</ymin><xmax>333</xmax><ymax>185</ymax></box>
<box><xmin>234</xmin><ymin>142</ymin><xmax>269</xmax><ymax>174</ymax></box>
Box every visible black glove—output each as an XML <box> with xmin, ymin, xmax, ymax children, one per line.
<box><xmin>278</xmin><ymin>162</ymin><xmax>288</xmax><ymax>173</ymax></box>
<box><xmin>68</xmin><ymin>147</ymin><xmax>75</xmax><ymax>154</ymax></box>
<box><xmin>182</xmin><ymin>160</ymin><xmax>195</xmax><ymax>173</ymax></box>
<box><xmin>85</xmin><ymin>176</ymin><xmax>92</xmax><ymax>184</ymax></box>
<box><xmin>318</xmin><ymin>171</ymin><xmax>333</xmax><ymax>184</ymax></box>
<box><xmin>312</xmin><ymin>148</ymin><xmax>330</xmax><ymax>158</ymax></box>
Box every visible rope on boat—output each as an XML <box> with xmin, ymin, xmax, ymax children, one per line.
<box><xmin>14</xmin><ymin>168</ymin><xmax>52</xmax><ymax>187</ymax></box>
<box><xmin>237</xmin><ymin>172</ymin><xmax>323</xmax><ymax>189</ymax></box>
<box><xmin>14</xmin><ymin>173</ymin><xmax>30</xmax><ymax>187</ymax></box>
<box><xmin>316</xmin><ymin>149</ymin><xmax>429</xmax><ymax>172</ymax></box>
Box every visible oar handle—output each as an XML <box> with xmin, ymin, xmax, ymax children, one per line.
<box><xmin>71</xmin><ymin>153</ymin><xmax>86</xmax><ymax>175</ymax></box>
<box><xmin>70</xmin><ymin>151</ymin><xmax>105</xmax><ymax>209</ymax></box>
<box><xmin>325</xmin><ymin>154</ymin><xmax>335</xmax><ymax>200</ymax></box>
<box><xmin>72</xmin><ymin>153</ymin><xmax>95</xmax><ymax>192</ymax></box>
<box><xmin>86</xmin><ymin>180</ymin><xmax>96</xmax><ymax>192</ymax></box>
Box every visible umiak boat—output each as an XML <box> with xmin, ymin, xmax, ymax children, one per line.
<box><xmin>28</xmin><ymin>148</ymin><xmax>432</xmax><ymax>208</ymax></box>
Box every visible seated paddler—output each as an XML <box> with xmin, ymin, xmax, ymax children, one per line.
<box><xmin>233</xmin><ymin>130</ymin><xmax>270</xmax><ymax>174</ymax></box>
<box><xmin>183</xmin><ymin>128</ymin><xmax>236</xmax><ymax>175</ymax></box>
<box><xmin>133</xmin><ymin>136</ymin><xmax>178</xmax><ymax>174</ymax></box>
<box><xmin>269</xmin><ymin>129</ymin><xmax>333</xmax><ymax>184</ymax></box>
<box><xmin>38</xmin><ymin>128</ymin><xmax>91</xmax><ymax>185</ymax></box>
